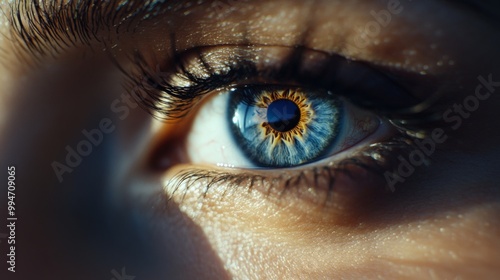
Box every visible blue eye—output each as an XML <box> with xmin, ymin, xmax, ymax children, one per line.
<box><xmin>187</xmin><ymin>86</ymin><xmax>382</xmax><ymax>169</ymax></box>
<box><xmin>228</xmin><ymin>87</ymin><xmax>343</xmax><ymax>167</ymax></box>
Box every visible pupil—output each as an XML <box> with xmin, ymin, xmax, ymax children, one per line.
<box><xmin>267</xmin><ymin>99</ymin><xmax>301</xmax><ymax>132</ymax></box>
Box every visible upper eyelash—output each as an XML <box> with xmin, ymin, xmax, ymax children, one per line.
<box><xmin>120</xmin><ymin>48</ymin><xmax>260</xmax><ymax>120</ymax></box>
<box><xmin>121</xmin><ymin>45</ymin><xmax>441</xmax><ymax>131</ymax></box>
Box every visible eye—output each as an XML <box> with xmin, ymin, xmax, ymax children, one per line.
<box><xmin>139</xmin><ymin>45</ymin><xmax>425</xmax><ymax>181</ymax></box>
<box><xmin>187</xmin><ymin>85</ymin><xmax>383</xmax><ymax>169</ymax></box>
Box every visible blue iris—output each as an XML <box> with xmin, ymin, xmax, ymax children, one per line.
<box><xmin>228</xmin><ymin>87</ymin><xmax>343</xmax><ymax>167</ymax></box>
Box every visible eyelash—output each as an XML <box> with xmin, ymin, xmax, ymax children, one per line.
<box><xmin>129</xmin><ymin>46</ymin><xmax>439</xmax><ymax>197</ymax></box>
<box><xmin>6</xmin><ymin>0</ymin><xmax>167</xmax><ymax>66</ymax></box>
<box><xmin>9</xmin><ymin>1</ymin><xmax>441</xmax><ymax>200</ymax></box>
<box><xmin>166</xmin><ymin>136</ymin><xmax>419</xmax><ymax>204</ymax></box>
<box><xmin>121</xmin><ymin>48</ymin><xmax>261</xmax><ymax>120</ymax></box>
<box><xmin>125</xmin><ymin>45</ymin><xmax>434</xmax><ymax>120</ymax></box>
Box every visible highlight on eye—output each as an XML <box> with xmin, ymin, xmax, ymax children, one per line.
<box><xmin>229</xmin><ymin>86</ymin><xmax>342</xmax><ymax>167</ymax></box>
<box><xmin>142</xmin><ymin>46</ymin><xmax>435</xmax><ymax>194</ymax></box>
<box><xmin>186</xmin><ymin>82</ymin><xmax>385</xmax><ymax>170</ymax></box>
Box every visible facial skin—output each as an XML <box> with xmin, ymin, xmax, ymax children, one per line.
<box><xmin>1</xmin><ymin>0</ymin><xmax>500</xmax><ymax>279</ymax></box>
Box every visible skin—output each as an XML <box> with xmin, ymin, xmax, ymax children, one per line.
<box><xmin>1</xmin><ymin>0</ymin><xmax>500</xmax><ymax>279</ymax></box>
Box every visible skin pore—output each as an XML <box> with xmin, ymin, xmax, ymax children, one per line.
<box><xmin>0</xmin><ymin>0</ymin><xmax>500</xmax><ymax>279</ymax></box>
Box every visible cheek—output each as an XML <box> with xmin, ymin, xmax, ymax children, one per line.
<box><xmin>160</xmin><ymin>176</ymin><xmax>500</xmax><ymax>278</ymax></box>
<box><xmin>163</xmin><ymin>181</ymin><xmax>305</xmax><ymax>278</ymax></box>
<box><xmin>381</xmin><ymin>204</ymin><xmax>500</xmax><ymax>278</ymax></box>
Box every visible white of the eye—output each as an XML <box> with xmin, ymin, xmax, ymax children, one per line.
<box><xmin>188</xmin><ymin>92</ymin><xmax>383</xmax><ymax>169</ymax></box>
<box><xmin>187</xmin><ymin>92</ymin><xmax>253</xmax><ymax>168</ymax></box>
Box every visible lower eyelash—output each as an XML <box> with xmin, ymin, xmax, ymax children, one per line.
<box><xmin>164</xmin><ymin>134</ymin><xmax>419</xmax><ymax>206</ymax></box>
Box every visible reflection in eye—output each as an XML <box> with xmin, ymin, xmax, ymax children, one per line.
<box><xmin>230</xmin><ymin>87</ymin><xmax>342</xmax><ymax>168</ymax></box>
<box><xmin>188</xmin><ymin>86</ymin><xmax>380</xmax><ymax>168</ymax></box>
<box><xmin>140</xmin><ymin>46</ymin><xmax>436</xmax><ymax>197</ymax></box>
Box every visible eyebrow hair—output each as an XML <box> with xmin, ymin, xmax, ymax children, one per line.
<box><xmin>5</xmin><ymin>0</ymin><xmax>499</xmax><ymax>66</ymax></box>
<box><xmin>6</xmin><ymin>0</ymin><xmax>175</xmax><ymax>63</ymax></box>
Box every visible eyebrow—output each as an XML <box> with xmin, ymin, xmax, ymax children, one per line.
<box><xmin>6</xmin><ymin>0</ymin><xmax>499</xmax><ymax>64</ymax></box>
<box><xmin>7</xmin><ymin>0</ymin><xmax>175</xmax><ymax>62</ymax></box>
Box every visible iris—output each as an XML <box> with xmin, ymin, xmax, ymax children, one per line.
<box><xmin>228</xmin><ymin>87</ymin><xmax>343</xmax><ymax>167</ymax></box>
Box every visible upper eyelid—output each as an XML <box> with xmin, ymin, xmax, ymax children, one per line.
<box><xmin>120</xmin><ymin>44</ymin><xmax>442</xmax><ymax>122</ymax></box>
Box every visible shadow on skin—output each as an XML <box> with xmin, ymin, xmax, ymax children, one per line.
<box><xmin>0</xmin><ymin>79</ymin><xmax>229</xmax><ymax>279</ymax></box>
<box><xmin>8</xmin><ymin>148</ymin><xmax>230</xmax><ymax>279</ymax></box>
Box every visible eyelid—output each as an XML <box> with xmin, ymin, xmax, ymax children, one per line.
<box><xmin>161</xmin><ymin>128</ymin><xmax>413</xmax><ymax>221</ymax></box>
<box><xmin>123</xmin><ymin>45</ymin><xmax>440</xmax><ymax>121</ymax></box>
<box><xmin>141</xmin><ymin>47</ymin><xmax>440</xmax><ymax>216</ymax></box>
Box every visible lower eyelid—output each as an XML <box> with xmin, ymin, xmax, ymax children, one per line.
<box><xmin>162</xmin><ymin>160</ymin><xmax>390</xmax><ymax>225</ymax></box>
<box><xmin>160</xmin><ymin>120</ymin><xmax>409</xmax><ymax>218</ymax></box>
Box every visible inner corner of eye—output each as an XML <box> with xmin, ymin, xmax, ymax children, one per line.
<box><xmin>184</xmin><ymin>85</ymin><xmax>385</xmax><ymax>170</ymax></box>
